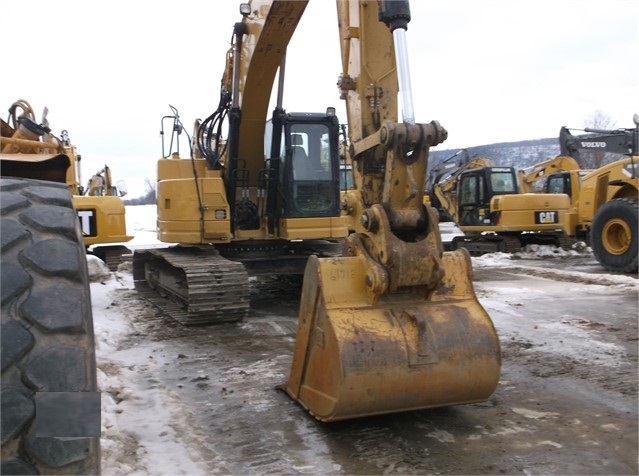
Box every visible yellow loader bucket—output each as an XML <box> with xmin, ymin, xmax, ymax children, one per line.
<box><xmin>283</xmin><ymin>249</ymin><xmax>501</xmax><ymax>422</ymax></box>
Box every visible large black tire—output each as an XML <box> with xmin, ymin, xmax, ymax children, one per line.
<box><xmin>1</xmin><ymin>178</ymin><xmax>100</xmax><ymax>475</ymax></box>
<box><xmin>590</xmin><ymin>198</ymin><xmax>638</xmax><ymax>274</ymax></box>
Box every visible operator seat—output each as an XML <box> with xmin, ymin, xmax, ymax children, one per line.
<box><xmin>291</xmin><ymin>134</ymin><xmax>313</xmax><ymax>180</ymax></box>
<box><xmin>493</xmin><ymin>179</ymin><xmax>506</xmax><ymax>192</ymax></box>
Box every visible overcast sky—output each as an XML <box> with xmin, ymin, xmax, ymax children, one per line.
<box><xmin>2</xmin><ymin>0</ymin><xmax>637</xmax><ymax>197</ymax></box>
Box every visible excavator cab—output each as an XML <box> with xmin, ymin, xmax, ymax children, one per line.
<box><xmin>458</xmin><ymin>166</ymin><xmax>519</xmax><ymax>226</ymax></box>
<box><xmin>267</xmin><ymin>112</ymin><xmax>341</xmax><ymax>218</ymax></box>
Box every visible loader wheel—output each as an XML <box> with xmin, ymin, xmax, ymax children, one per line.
<box><xmin>590</xmin><ymin>198</ymin><xmax>638</xmax><ymax>273</ymax></box>
<box><xmin>1</xmin><ymin>178</ymin><xmax>100</xmax><ymax>475</ymax></box>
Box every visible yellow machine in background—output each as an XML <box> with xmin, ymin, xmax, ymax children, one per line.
<box><xmin>574</xmin><ymin>157</ymin><xmax>638</xmax><ymax>272</ymax></box>
<box><xmin>426</xmin><ymin>150</ymin><xmax>493</xmax><ymax>223</ymax></box>
<box><xmin>427</xmin><ymin>150</ymin><xmax>574</xmax><ymax>254</ymax></box>
<box><xmin>426</xmin><ymin>122</ymin><xmax>638</xmax><ymax>271</ymax></box>
<box><xmin>1</xmin><ymin>99</ymin><xmax>133</xmax><ymax>269</ymax></box>
<box><xmin>540</xmin><ymin>119</ymin><xmax>639</xmax><ymax>273</ymax></box>
<box><xmin>133</xmin><ymin>0</ymin><xmax>501</xmax><ymax>421</ymax></box>
<box><xmin>84</xmin><ymin>164</ymin><xmax>127</xmax><ymax>197</ymax></box>
<box><xmin>77</xmin><ymin>163</ymin><xmax>133</xmax><ymax>269</ymax></box>
<box><xmin>518</xmin><ymin>155</ymin><xmax>581</xmax><ymax>193</ymax></box>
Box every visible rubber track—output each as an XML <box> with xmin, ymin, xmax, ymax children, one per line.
<box><xmin>133</xmin><ymin>248</ymin><xmax>250</xmax><ymax>325</ymax></box>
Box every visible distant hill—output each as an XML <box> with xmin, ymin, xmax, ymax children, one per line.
<box><xmin>429</xmin><ymin>137</ymin><xmax>560</xmax><ymax>171</ymax></box>
<box><xmin>428</xmin><ymin>135</ymin><xmax>627</xmax><ymax>174</ymax></box>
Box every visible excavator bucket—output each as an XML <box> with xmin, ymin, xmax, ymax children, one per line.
<box><xmin>283</xmin><ymin>249</ymin><xmax>501</xmax><ymax>422</ymax></box>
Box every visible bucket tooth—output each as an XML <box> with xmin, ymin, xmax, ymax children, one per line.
<box><xmin>284</xmin><ymin>249</ymin><xmax>501</xmax><ymax>422</ymax></box>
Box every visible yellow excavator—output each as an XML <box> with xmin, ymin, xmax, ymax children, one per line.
<box><xmin>426</xmin><ymin>150</ymin><xmax>574</xmax><ymax>254</ymax></box>
<box><xmin>133</xmin><ymin>0</ymin><xmax>501</xmax><ymax>422</ymax></box>
<box><xmin>1</xmin><ymin>99</ymin><xmax>133</xmax><ymax>269</ymax></box>
<box><xmin>83</xmin><ymin>164</ymin><xmax>127</xmax><ymax>197</ymax></box>
<box><xmin>426</xmin><ymin>149</ymin><xmax>493</xmax><ymax>223</ymax></box>
<box><xmin>78</xmin><ymin>164</ymin><xmax>133</xmax><ymax>269</ymax></box>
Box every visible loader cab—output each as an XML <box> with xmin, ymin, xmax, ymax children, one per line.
<box><xmin>265</xmin><ymin>112</ymin><xmax>341</xmax><ymax>219</ymax></box>
<box><xmin>458</xmin><ymin>167</ymin><xmax>518</xmax><ymax>226</ymax></box>
<box><xmin>545</xmin><ymin>169</ymin><xmax>592</xmax><ymax>203</ymax></box>
<box><xmin>546</xmin><ymin>172</ymin><xmax>571</xmax><ymax>197</ymax></box>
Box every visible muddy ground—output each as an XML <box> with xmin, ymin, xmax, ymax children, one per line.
<box><xmin>106</xmin><ymin>254</ymin><xmax>638</xmax><ymax>475</ymax></box>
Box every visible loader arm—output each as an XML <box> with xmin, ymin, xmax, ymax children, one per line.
<box><xmin>518</xmin><ymin>155</ymin><xmax>580</xmax><ymax>193</ymax></box>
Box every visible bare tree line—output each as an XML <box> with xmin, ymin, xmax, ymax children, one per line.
<box><xmin>577</xmin><ymin>110</ymin><xmax>619</xmax><ymax>169</ymax></box>
<box><xmin>124</xmin><ymin>177</ymin><xmax>156</xmax><ymax>205</ymax></box>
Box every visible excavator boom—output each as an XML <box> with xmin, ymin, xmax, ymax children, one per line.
<box><xmin>559</xmin><ymin>122</ymin><xmax>638</xmax><ymax>165</ymax></box>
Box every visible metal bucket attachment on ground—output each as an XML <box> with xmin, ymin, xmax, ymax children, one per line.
<box><xmin>283</xmin><ymin>249</ymin><xmax>501</xmax><ymax>422</ymax></box>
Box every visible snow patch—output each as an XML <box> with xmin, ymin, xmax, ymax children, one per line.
<box><xmin>87</xmin><ymin>254</ymin><xmax>111</xmax><ymax>282</ymax></box>
<box><xmin>511</xmin><ymin>407</ymin><xmax>559</xmax><ymax>420</ymax></box>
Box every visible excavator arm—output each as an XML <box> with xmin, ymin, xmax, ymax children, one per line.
<box><xmin>559</xmin><ymin>120</ymin><xmax>638</xmax><ymax>163</ymax></box>
<box><xmin>334</xmin><ymin>0</ymin><xmax>449</xmax><ymax>294</ymax></box>
<box><xmin>284</xmin><ymin>0</ymin><xmax>501</xmax><ymax>422</ymax></box>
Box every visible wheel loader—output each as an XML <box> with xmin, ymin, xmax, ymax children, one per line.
<box><xmin>518</xmin><ymin>154</ymin><xmax>581</xmax><ymax>193</ymax></box>
<box><xmin>1</xmin><ymin>101</ymin><xmax>101</xmax><ymax>473</ymax></box>
<box><xmin>539</xmin><ymin>118</ymin><xmax>639</xmax><ymax>273</ymax></box>
<box><xmin>1</xmin><ymin>99</ymin><xmax>133</xmax><ymax>269</ymax></box>
<box><xmin>132</xmin><ymin>0</ymin><xmax>501</xmax><ymax>422</ymax></box>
